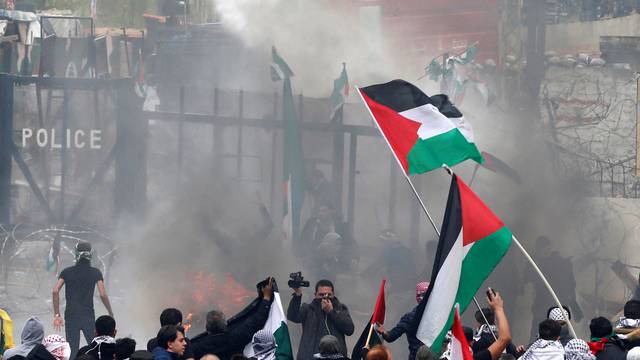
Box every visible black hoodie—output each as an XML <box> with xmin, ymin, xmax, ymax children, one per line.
<box><xmin>190</xmin><ymin>300</ymin><xmax>271</xmax><ymax>360</ymax></box>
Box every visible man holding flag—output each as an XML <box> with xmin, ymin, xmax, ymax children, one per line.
<box><xmin>375</xmin><ymin>282</ymin><xmax>429</xmax><ymax>360</ymax></box>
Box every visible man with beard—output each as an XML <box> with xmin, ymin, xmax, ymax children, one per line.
<box><xmin>287</xmin><ymin>279</ymin><xmax>354</xmax><ymax>360</ymax></box>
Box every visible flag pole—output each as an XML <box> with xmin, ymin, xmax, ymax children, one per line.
<box><xmin>511</xmin><ymin>234</ymin><xmax>578</xmax><ymax>338</ymax></box>
<box><xmin>355</xmin><ymin>86</ymin><xmax>498</xmax><ymax>339</ymax></box>
<box><xmin>365</xmin><ymin>325</ymin><xmax>375</xmax><ymax>349</ymax></box>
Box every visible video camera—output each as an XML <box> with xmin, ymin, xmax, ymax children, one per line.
<box><xmin>288</xmin><ymin>271</ymin><xmax>310</xmax><ymax>288</ymax></box>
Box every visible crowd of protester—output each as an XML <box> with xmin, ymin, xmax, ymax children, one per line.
<box><xmin>5</xmin><ymin>281</ymin><xmax>640</xmax><ymax>360</ymax></box>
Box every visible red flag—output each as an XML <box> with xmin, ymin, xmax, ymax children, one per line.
<box><xmin>371</xmin><ymin>279</ymin><xmax>386</xmax><ymax>325</ymax></box>
<box><xmin>450</xmin><ymin>305</ymin><xmax>473</xmax><ymax>360</ymax></box>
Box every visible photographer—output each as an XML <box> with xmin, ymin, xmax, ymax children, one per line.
<box><xmin>287</xmin><ymin>279</ymin><xmax>354</xmax><ymax>360</ymax></box>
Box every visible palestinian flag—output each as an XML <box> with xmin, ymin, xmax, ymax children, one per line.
<box><xmin>271</xmin><ymin>47</ymin><xmax>294</xmax><ymax>82</ymax></box>
<box><xmin>450</xmin><ymin>305</ymin><xmax>473</xmax><ymax>360</ymax></box>
<box><xmin>478</xmin><ymin>151</ymin><xmax>521</xmax><ymax>184</ymax></box>
<box><xmin>273</xmin><ymin>48</ymin><xmax>305</xmax><ymax>246</ymax></box>
<box><xmin>371</xmin><ymin>279</ymin><xmax>386</xmax><ymax>326</ymax></box>
<box><xmin>46</xmin><ymin>233</ymin><xmax>61</xmax><ymax>274</ymax></box>
<box><xmin>358</xmin><ymin>80</ymin><xmax>483</xmax><ymax>175</ymax></box>
<box><xmin>453</xmin><ymin>43</ymin><xmax>478</xmax><ymax>65</ymax></box>
<box><xmin>244</xmin><ymin>281</ymin><xmax>293</xmax><ymax>360</ymax></box>
<box><xmin>412</xmin><ymin>174</ymin><xmax>511</xmax><ymax>352</ymax></box>
<box><xmin>329</xmin><ymin>63</ymin><xmax>349</xmax><ymax>120</ymax></box>
<box><xmin>352</xmin><ymin>319</ymin><xmax>382</xmax><ymax>360</ymax></box>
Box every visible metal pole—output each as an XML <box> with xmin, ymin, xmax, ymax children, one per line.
<box><xmin>60</xmin><ymin>86</ymin><xmax>70</xmax><ymax>222</ymax></box>
<box><xmin>237</xmin><ymin>89</ymin><xmax>244</xmax><ymax>179</ymax></box>
<box><xmin>177</xmin><ymin>86</ymin><xmax>184</xmax><ymax>186</ymax></box>
<box><xmin>472</xmin><ymin>296</ymin><xmax>498</xmax><ymax>341</ymax></box>
<box><xmin>347</xmin><ymin>133</ymin><xmax>357</xmax><ymax>234</ymax></box>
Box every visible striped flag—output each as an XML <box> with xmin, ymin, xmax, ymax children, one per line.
<box><xmin>450</xmin><ymin>305</ymin><xmax>473</xmax><ymax>360</ymax></box>
<box><xmin>358</xmin><ymin>79</ymin><xmax>483</xmax><ymax>175</ymax></box>
<box><xmin>411</xmin><ymin>174</ymin><xmax>511</xmax><ymax>352</ymax></box>
<box><xmin>329</xmin><ymin>63</ymin><xmax>349</xmax><ymax>120</ymax></box>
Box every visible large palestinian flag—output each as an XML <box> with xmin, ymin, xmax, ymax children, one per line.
<box><xmin>244</xmin><ymin>281</ymin><xmax>293</xmax><ymax>360</ymax></box>
<box><xmin>358</xmin><ymin>80</ymin><xmax>482</xmax><ymax>174</ymax></box>
<box><xmin>412</xmin><ymin>174</ymin><xmax>511</xmax><ymax>352</ymax></box>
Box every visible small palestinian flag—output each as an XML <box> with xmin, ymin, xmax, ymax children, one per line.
<box><xmin>478</xmin><ymin>151</ymin><xmax>521</xmax><ymax>184</ymax></box>
<box><xmin>329</xmin><ymin>63</ymin><xmax>349</xmax><ymax>120</ymax></box>
<box><xmin>46</xmin><ymin>233</ymin><xmax>61</xmax><ymax>274</ymax></box>
<box><xmin>450</xmin><ymin>305</ymin><xmax>473</xmax><ymax>360</ymax></box>
<box><xmin>352</xmin><ymin>318</ymin><xmax>382</xmax><ymax>360</ymax></box>
<box><xmin>271</xmin><ymin>47</ymin><xmax>294</xmax><ymax>82</ymax></box>
<box><xmin>412</xmin><ymin>174</ymin><xmax>511</xmax><ymax>352</ymax></box>
<box><xmin>358</xmin><ymin>80</ymin><xmax>483</xmax><ymax>175</ymax></box>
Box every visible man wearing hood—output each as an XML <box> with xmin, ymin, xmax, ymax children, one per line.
<box><xmin>76</xmin><ymin>315</ymin><xmax>117</xmax><ymax>360</ymax></box>
<box><xmin>248</xmin><ymin>330</ymin><xmax>276</xmax><ymax>360</ymax></box>
<box><xmin>3</xmin><ymin>317</ymin><xmax>56</xmax><ymax>360</ymax></box>
<box><xmin>313</xmin><ymin>335</ymin><xmax>348</xmax><ymax>360</ymax></box>
<box><xmin>287</xmin><ymin>279</ymin><xmax>354</xmax><ymax>360</ymax></box>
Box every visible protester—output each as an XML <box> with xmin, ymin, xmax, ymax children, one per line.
<box><xmin>564</xmin><ymin>339</ymin><xmax>595</xmax><ymax>360</ymax></box>
<box><xmin>473</xmin><ymin>290</ymin><xmax>512</xmax><ymax>360</ymax></box>
<box><xmin>518</xmin><ymin>319</ymin><xmax>564</xmax><ymax>360</ymax></box>
<box><xmin>248</xmin><ymin>330</ymin><xmax>275</xmax><ymax>360</ymax></box>
<box><xmin>115</xmin><ymin>338</ymin><xmax>137</xmax><ymax>360</ymax></box>
<box><xmin>287</xmin><ymin>279</ymin><xmax>354</xmax><ymax>360</ymax></box>
<box><xmin>299</xmin><ymin>204</ymin><xmax>358</xmax><ymax>276</ymax></box>
<box><xmin>414</xmin><ymin>346</ymin><xmax>436</xmax><ymax>360</ymax></box>
<box><xmin>152</xmin><ymin>326</ymin><xmax>187</xmax><ymax>360</ymax></box>
<box><xmin>52</xmin><ymin>242</ymin><xmax>114</xmax><ymax>359</ymax></box>
<box><xmin>627</xmin><ymin>347</ymin><xmax>640</xmax><ymax>360</ymax></box>
<box><xmin>42</xmin><ymin>335</ymin><xmax>71</xmax><ymax>360</ymax></box>
<box><xmin>365</xmin><ymin>345</ymin><xmax>392</xmax><ymax>360</ymax></box>
<box><xmin>0</xmin><ymin>308</ymin><xmax>15</xmax><ymax>356</ymax></box>
<box><xmin>147</xmin><ymin>309</ymin><xmax>194</xmax><ymax>360</ymax></box>
<box><xmin>3</xmin><ymin>317</ymin><xmax>55</xmax><ymax>360</ymax></box>
<box><xmin>375</xmin><ymin>282</ymin><xmax>427</xmax><ymax>360</ymax></box>
<box><xmin>525</xmin><ymin>237</ymin><xmax>582</xmax><ymax>341</ymax></box>
<box><xmin>361</xmin><ymin>230</ymin><xmax>417</xmax><ymax>293</ymax></box>
<box><xmin>76</xmin><ymin>315</ymin><xmax>117</xmax><ymax>360</ymax></box>
<box><xmin>472</xmin><ymin>307</ymin><xmax>520</xmax><ymax>357</ymax></box>
<box><xmin>312</xmin><ymin>335</ymin><xmax>348</xmax><ymax>360</ymax></box>
<box><xmin>201</xmin><ymin>356</ymin><xmax>221</xmax><ymax>360</ymax></box>
<box><xmin>130</xmin><ymin>350</ymin><xmax>154</xmax><ymax>360</ymax></box>
<box><xmin>588</xmin><ymin>317</ymin><xmax>627</xmax><ymax>360</ymax></box>
<box><xmin>190</xmin><ymin>280</ymin><xmax>273</xmax><ymax>360</ymax></box>
<box><xmin>546</xmin><ymin>306</ymin><xmax>574</xmax><ymax>346</ymax></box>
<box><xmin>616</xmin><ymin>300</ymin><xmax>640</xmax><ymax>350</ymax></box>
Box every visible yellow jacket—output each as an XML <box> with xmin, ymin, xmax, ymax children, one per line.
<box><xmin>0</xmin><ymin>308</ymin><xmax>14</xmax><ymax>354</ymax></box>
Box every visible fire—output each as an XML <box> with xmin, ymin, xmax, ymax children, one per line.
<box><xmin>174</xmin><ymin>272</ymin><xmax>255</xmax><ymax>326</ymax></box>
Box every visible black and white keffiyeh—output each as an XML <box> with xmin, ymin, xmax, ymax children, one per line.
<box><xmin>564</xmin><ymin>339</ymin><xmax>595</xmax><ymax>360</ymax></box>
<box><xmin>518</xmin><ymin>339</ymin><xmax>564</xmax><ymax>360</ymax></box>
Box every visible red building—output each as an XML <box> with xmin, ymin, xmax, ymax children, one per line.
<box><xmin>349</xmin><ymin>0</ymin><xmax>499</xmax><ymax>69</ymax></box>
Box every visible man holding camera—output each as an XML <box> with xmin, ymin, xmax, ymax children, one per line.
<box><xmin>287</xmin><ymin>279</ymin><xmax>354</xmax><ymax>360</ymax></box>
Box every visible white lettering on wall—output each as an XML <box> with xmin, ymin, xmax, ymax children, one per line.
<box><xmin>20</xmin><ymin>128</ymin><xmax>103</xmax><ymax>149</ymax></box>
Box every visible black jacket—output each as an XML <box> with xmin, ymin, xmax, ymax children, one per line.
<box><xmin>382</xmin><ymin>306</ymin><xmax>423</xmax><ymax>360</ymax></box>
<box><xmin>190</xmin><ymin>299</ymin><xmax>271</xmax><ymax>360</ymax></box>
<box><xmin>287</xmin><ymin>295</ymin><xmax>354</xmax><ymax>360</ymax></box>
<box><xmin>595</xmin><ymin>340</ymin><xmax>627</xmax><ymax>360</ymax></box>
<box><xmin>77</xmin><ymin>340</ymin><xmax>116</xmax><ymax>360</ymax></box>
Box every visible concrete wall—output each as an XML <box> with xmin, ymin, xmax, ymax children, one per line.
<box><xmin>546</xmin><ymin>13</ymin><xmax>640</xmax><ymax>54</ymax></box>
